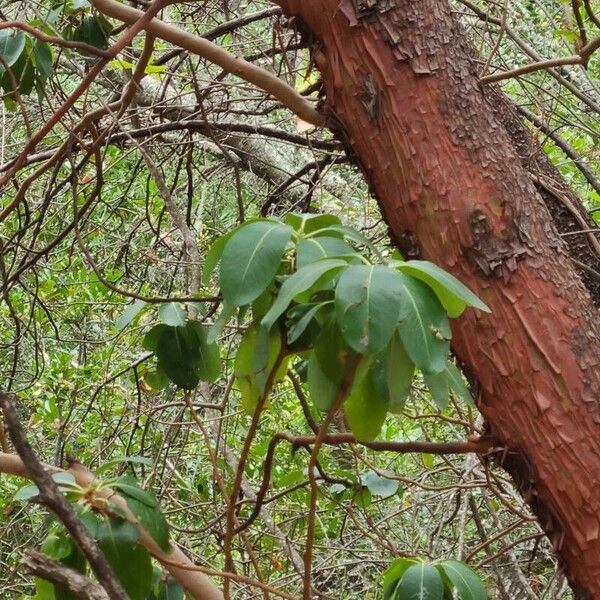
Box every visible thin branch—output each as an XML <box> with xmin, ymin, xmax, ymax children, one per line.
<box><xmin>22</xmin><ymin>550</ymin><xmax>110</xmax><ymax>600</ymax></box>
<box><xmin>0</xmin><ymin>22</ymin><xmax>111</xmax><ymax>57</ymax></box>
<box><xmin>89</xmin><ymin>0</ymin><xmax>326</xmax><ymax>126</ymax></box>
<box><xmin>0</xmin><ymin>450</ymin><xmax>225</xmax><ymax>600</ymax></box>
<box><xmin>0</xmin><ymin>393</ymin><xmax>128</xmax><ymax>600</ymax></box>
<box><xmin>480</xmin><ymin>36</ymin><xmax>600</xmax><ymax>84</ymax></box>
<box><xmin>516</xmin><ymin>105</ymin><xmax>600</xmax><ymax>196</ymax></box>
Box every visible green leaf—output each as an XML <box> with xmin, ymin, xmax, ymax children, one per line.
<box><xmin>220</xmin><ymin>221</ymin><xmax>293</xmax><ymax>306</ymax></box>
<box><xmin>113</xmin><ymin>476</ymin><xmax>158</xmax><ymax>508</ymax></box>
<box><xmin>423</xmin><ymin>369</ymin><xmax>450</xmax><ymax>410</ymax></box>
<box><xmin>96</xmin><ymin>518</ymin><xmax>153</xmax><ymax>600</ymax></box>
<box><xmin>14</xmin><ymin>472</ymin><xmax>76</xmax><ymax>501</ymax></box>
<box><xmin>383</xmin><ymin>558</ymin><xmax>418</xmax><ymax>599</ymax></box>
<box><xmin>14</xmin><ymin>484</ymin><xmax>41</xmax><ymax>501</ymax></box>
<box><xmin>360</xmin><ymin>470</ymin><xmax>399</xmax><ymax>498</ymax></box>
<box><xmin>436</xmin><ymin>560</ymin><xmax>488</xmax><ymax>600</ymax></box>
<box><xmin>397</xmin><ymin>261</ymin><xmax>490</xmax><ymax>317</ymax></box>
<box><xmin>154</xmin><ymin>321</ymin><xmax>219</xmax><ymax>389</ymax></box>
<box><xmin>286</xmin><ymin>302</ymin><xmax>329</xmax><ymax>345</ymax></box>
<box><xmin>96</xmin><ymin>455</ymin><xmax>153</xmax><ymax>475</ymax></box>
<box><xmin>385</xmin><ymin>333</ymin><xmax>414</xmax><ymax>413</ymax></box>
<box><xmin>207</xmin><ymin>302</ymin><xmax>235</xmax><ymax>343</ymax></box>
<box><xmin>142</xmin><ymin>324</ymin><xmax>167</xmax><ymax>352</ymax></box>
<box><xmin>284</xmin><ymin>213</ymin><xmax>341</xmax><ymax>234</ymax></box>
<box><xmin>395</xmin><ymin>563</ymin><xmax>444</xmax><ymax>600</ymax></box>
<box><xmin>41</xmin><ymin>534</ymin><xmax>73</xmax><ymax>561</ymax></box>
<box><xmin>0</xmin><ymin>29</ymin><xmax>25</xmax><ymax>68</ymax></box>
<box><xmin>234</xmin><ymin>325</ymin><xmax>284</xmax><ymax>411</ymax></box>
<box><xmin>0</xmin><ymin>47</ymin><xmax>35</xmax><ymax>96</ymax></box>
<box><xmin>319</xmin><ymin>224</ymin><xmax>381</xmax><ymax>256</ymax></box>
<box><xmin>344</xmin><ymin>367</ymin><xmax>388</xmax><ymax>440</ymax></box>
<box><xmin>186</xmin><ymin>320</ymin><xmax>221</xmax><ymax>383</ymax></box>
<box><xmin>116</xmin><ymin>299</ymin><xmax>147</xmax><ymax>331</ymax></box>
<box><xmin>156</xmin><ymin>577</ymin><xmax>185</xmax><ymax>600</ymax></box>
<box><xmin>158</xmin><ymin>303</ymin><xmax>186</xmax><ymax>327</ymax></box>
<box><xmin>32</xmin><ymin>40</ymin><xmax>53</xmax><ymax>83</ymax></box>
<box><xmin>155</xmin><ymin>325</ymin><xmax>201</xmax><ymax>389</ymax></box>
<box><xmin>396</xmin><ymin>276</ymin><xmax>451</xmax><ymax>373</ymax></box>
<box><xmin>69</xmin><ymin>16</ymin><xmax>112</xmax><ymax>50</ymax></box>
<box><xmin>261</xmin><ymin>259</ymin><xmax>347</xmax><ymax>331</ymax></box>
<box><xmin>445</xmin><ymin>362</ymin><xmax>474</xmax><ymax>404</ymax></box>
<box><xmin>296</xmin><ymin>237</ymin><xmax>355</xmax><ymax>268</ymax></box>
<box><xmin>126</xmin><ymin>495</ymin><xmax>170</xmax><ymax>553</ymax></box>
<box><xmin>335</xmin><ymin>265</ymin><xmax>405</xmax><ymax>354</ymax></box>
<box><xmin>202</xmin><ymin>230</ymin><xmax>234</xmax><ymax>284</ymax></box>
<box><xmin>39</xmin><ymin>533</ymin><xmax>86</xmax><ymax>600</ymax></box>
<box><xmin>34</xmin><ymin>576</ymin><xmax>56</xmax><ymax>600</ymax></box>
<box><xmin>308</xmin><ymin>321</ymin><xmax>352</xmax><ymax>411</ymax></box>
<box><xmin>307</xmin><ymin>350</ymin><xmax>341</xmax><ymax>412</ymax></box>
<box><xmin>145</xmin><ymin>367</ymin><xmax>170</xmax><ymax>391</ymax></box>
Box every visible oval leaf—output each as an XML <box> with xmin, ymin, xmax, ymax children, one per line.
<box><xmin>296</xmin><ymin>237</ymin><xmax>355</xmax><ymax>268</ymax></box>
<box><xmin>397</xmin><ymin>261</ymin><xmax>490</xmax><ymax>317</ymax></box>
<box><xmin>344</xmin><ymin>367</ymin><xmax>388</xmax><ymax>440</ymax></box>
<box><xmin>423</xmin><ymin>368</ymin><xmax>450</xmax><ymax>410</ymax></box>
<box><xmin>96</xmin><ymin>518</ymin><xmax>153</xmax><ymax>600</ymax></box>
<box><xmin>445</xmin><ymin>362</ymin><xmax>474</xmax><ymax>405</ymax></box>
<box><xmin>436</xmin><ymin>560</ymin><xmax>488</xmax><ymax>600</ymax></box>
<box><xmin>397</xmin><ymin>276</ymin><xmax>451</xmax><ymax>374</ymax></box>
<box><xmin>220</xmin><ymin>221</ymin><xmax>293</xmax><ymax>307</ymax></box>
<box><xmin>0</xmin><ymin>29</ymin><xmax>26</xmax><ymax>68</ymax></box>
<box><xmin>383</xmin><ymin>558</ymin><xmax>418</xmax><ymax>599</ymax></box>
<box><xmin>158</xmin><ymin>303</ymin><xmax>186</xmax><ymax>327</ymax></box>
<box><xmin>116</xmin><ymin>299</ymin><xmax>146</xmax><ymax>331</ymax></box>
<box><xmin>360</xmin><ymin>470</ymin><xmax>399</xmax><ymax>498</ymax></box>
<box><xmin>395</xmin><ymin>563</ymin><xmax>444</xmax><ymax>600</ymax></box>
<box><xmin>261</xmin><ymin>259</ymin><xmax>347</xmax><ymax>330</ymax></box>
<box><xmin>335</xmin><ymin>265</ymin><xmax>405</xmax><ymax>354</ymax></box>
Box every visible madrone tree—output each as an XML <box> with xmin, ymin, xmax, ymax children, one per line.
<box><xmin>0</xmin><ymin>0</ymin><xmax>600</xmax><ymax>598</ymax></box>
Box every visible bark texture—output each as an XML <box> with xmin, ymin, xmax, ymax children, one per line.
<box><xmin>275</xmin><ymin>0</ymin><xmax>600</xmax><ymax>596</ymax></box>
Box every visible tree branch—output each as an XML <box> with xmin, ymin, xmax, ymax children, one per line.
<box><xmin>22</xmin><ymin>550</ymin><xmax>110</xmax><ymax>600</ymax></box>
<box><xmin>0</xmin><ymin>443</ymin><xmax>224</xmax><ymax>600</ymax></box>
<box><xmin>89</xmin><ymin>0</ymin><xmax>326</xmax><ymax>126</ymax></box>
<box><xmin>0</xmin><ymin>393</ymin><xmax>128</xmax><ymax>600</ymax></box>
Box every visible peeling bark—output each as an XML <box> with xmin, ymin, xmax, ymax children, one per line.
<box><xmin>275</xmin><ymin>0</ymin><xmax>600</xmax><ymax>596</ymax></box>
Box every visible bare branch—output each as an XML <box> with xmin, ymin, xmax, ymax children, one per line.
<box><xmin>22</xmin><ymin>550</ymin><xmax>110</xmax><ymax>600</ymax></box>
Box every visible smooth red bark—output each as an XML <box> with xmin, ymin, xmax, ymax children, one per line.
<box><xmin>277</xmin><ymin>0</ymin><xmax>600</xmax><ymax>595</ymax></box>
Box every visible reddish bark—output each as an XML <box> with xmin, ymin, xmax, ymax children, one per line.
<box><xmin>276</xmin><ymin>0</ymin><xmax>600</xmax><ymax>595</ymax></box>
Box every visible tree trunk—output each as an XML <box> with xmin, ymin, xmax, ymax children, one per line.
<box><xmin>275</xmin><ymin>0</ymin><xmax>600</xmax><ymax>596</ymax></box>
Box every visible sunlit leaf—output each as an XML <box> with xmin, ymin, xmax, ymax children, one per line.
<box><xmin>344</xmin><ymin>365</ymin><xmax>388</xmax><ymax>440</ymax></box>
<box><xmin>396</xmin><ymin>260</ymin><xmax>489</xmax><ymax>317</ymax></box>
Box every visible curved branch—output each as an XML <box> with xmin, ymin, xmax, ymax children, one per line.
<box><xmin>89</xmin><ymin>0</ymin><xmax>326</xmax><ymax>126</ymax></box>
<box><xmin>0</xmin><ymin>22</ymin><xmax>111</xmax><ymax>57</ymax></box>
<box><xmin>0</xmin><ymin>450</ymin><xmax>224</xmax><ymax>600</ymax></box>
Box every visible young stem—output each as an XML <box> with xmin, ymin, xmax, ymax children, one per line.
<box><xmin>303</xmin><ymin>353</ymin><xmax>361</xmax><ymax>600</ymax></box>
